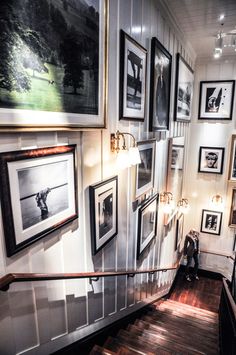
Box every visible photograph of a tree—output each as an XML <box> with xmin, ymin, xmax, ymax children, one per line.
<box><xmin>0</xmin><ymin>0</ymin><xmax>99</xmax><ymax>116</ymax></box>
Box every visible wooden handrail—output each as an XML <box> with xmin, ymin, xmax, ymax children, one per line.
<box><xmin>0</xmin><ymin>263</ymin><xmax>179</xmax><ymax>292</ymax></box>
<box><xmin>222</xmin><ymin>278</ymin><xmax>236</xmax><ymax>320</ymax></box>
<box><xmin>201</xmin><ymin>249</ymin><xmax>235</xmax><ymax>260</ymax></box>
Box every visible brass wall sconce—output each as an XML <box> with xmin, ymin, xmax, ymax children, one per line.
<box><xmin>160</xmin><ymin>192</ymin><xmax>174</xmax><ymax>214</ymax></box>
<box><xmin>212</xmin><ymin>194</ymin><xmax>223</xmax><ymax>205</ymax></box>
<box><xmin>111</xmin><ymin>130</ymin><xmax>141</xmax><ymax>168</ymax></box>
<box><xmin>177</xmin><ymin>198</ymin><xmax>190</xmax><ymax>213</ymax></box>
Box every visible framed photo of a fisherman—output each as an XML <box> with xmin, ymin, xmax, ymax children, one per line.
<box><xmin>198</xmin><ymin>80</ymin><xmax>235</xmax><ymax>120</ymax></box>
<box><xmin>174</xmin><ymin>53</ymin><xmax>194</xmax><ymax>122</ymax></box>
<box><xmin>89</xmin><ymin>176</ymin><xmax>118</xmax><ymax>255</ymax></box>
<box><xmin>0</xmin><ymin>0</ymin><xmax>108</xmax><ymax>129</ymax></box>
<box><xmin>0</xmin><ymin>145</ymin><xmax>77</xmax><ymax>256</ymax></box>
<box><xmin>149</xmin><ymin>37</ymin><xmax>172</xmax><ymax>131</ymax></box>
<box><xmin>119</xmin><ymin>30</ymin><xmax>147</xmax><ymax>121</ymax></box>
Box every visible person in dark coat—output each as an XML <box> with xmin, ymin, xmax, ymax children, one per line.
<box><xmin>184</xmin><ymin>229</ymin><xmax>200</xmax><ymax>282</ymax></box>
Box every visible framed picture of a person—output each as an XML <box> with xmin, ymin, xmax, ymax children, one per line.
<box><xmin>198</xmin><ymin>80</ymin><xmax>235</xmax><ymax>120</ymax></box>
<box><xmin>229</xmin><ymin>188</ymin><xmax>236</xmax><ymax>228</ymax></box>
<box><xmin>149</xmin><ymin>37</ymin><xmax>172</xmax><ymax>131</ymax></box>
<box><xmin>89</xmin><ymin>176</ymin><xmax>118</xmax><ymax>255</ymax></box>
<box><xmin>200</xmin><ymin>209</ymin><xmax>222</xmax><ymax>235</ymax></box>
<box><xmin>119</xmin><ymin>30</ymin><xmax>147</xmax><ymax>121</ymax></box>
<box><xmin>198</xmin><ymin>146</ymin><xmax>225</xmax><ymax>174</ymax></box>
<box><xmin>0</xmin><ymin>145</ymin><xmax>78</xmax><ymax>256</ymax></box>
<box><xmin>174</xmin><ymin>53</ymin><xmax>194</xmax><ymax>122</ymax></box>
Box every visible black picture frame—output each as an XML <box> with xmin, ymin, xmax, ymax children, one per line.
<box><xmin>174</xmin><ymin>53</ymin><xmax>194</xmax><ymax>122</ymax></box>
<box><xmin>175</xmin><ymin>213</ymin><xmax>184</xmax><ymax>251</ymax></box>
<box><xmin>0</xmin><ymin>0</ymin><xmax>108</xmax><ymax>129</ymax></box>
<box><xmin>137</xmin><ymin>193</ymin><xmax>159</xmax><ymax>259</ymax></box>
<box><xmin>0</xmin><ymin>145</ymin><xmax>78</xmax><ymax>256</ymax></box>
<box><xmin>228</xmin><ymin>134</ymin><xmax>236</xmax><ymax>181</ymax></box>
<box><xmin>198</xmin><ymin>80</ymin><xmax>235</xmax><ymax>120</ymax></box>
<box><xmin>229</xmin><ymin>188</ymin><xmax>236</xmax><ymax>228</ymax></box>
<box><xmin>149</xmin><ymin>37</ymin><xmax>172</xmax><ymax>131</ymax></box>
<box><xmin>135</xmin><ymin>140</ymin><xmax>156</xmax><ymax>198</ymax></box>
<box><xmin>200</xmin><ymin>209</ymin><xmax>222</xmax><ymax>235</ymax></box>
<box><xmin>198</xmin><ymin>146</ymin><xmax>225</xmax><ymax>174</ymax></box>
<box><xmin>89</xmin><ymin>176</ymin><xmax>118</xmax><ymax>255</ymax></box>
<box><xmin>119</xmin><ymin>30</ymin><xmax>147</xmax><ymax>121</ymax></box>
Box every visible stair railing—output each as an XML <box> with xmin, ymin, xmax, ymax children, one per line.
<box><xmin>0</xmin><ymin>262</ymin><xmax>179</xmax><ymax>292</ymax></box>
<box><xmin>219</xmin><ymin>278</ymin><xmax>236</xmax><ymax>355</ymax></box>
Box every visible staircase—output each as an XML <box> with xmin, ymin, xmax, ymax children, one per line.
<box><xmin>90</xmin><ymin>298</ymin><xmax>219</xmax><ymax>354</ymax></box>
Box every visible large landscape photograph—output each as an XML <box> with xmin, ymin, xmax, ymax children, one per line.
<box><xmin>0</xmin><ymin>0</ymin><xmax>103</xmax><ymax>126</ymax></box>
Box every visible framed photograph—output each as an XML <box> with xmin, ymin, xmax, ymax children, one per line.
<box><xmin>174</xmin><ymin>53</ymin><xmax>194</xmax><ymax>122</ymax></box>
<box><xmin>0</xmin><ymin>145</ymin><xmax>77</xmax><ymax>256</ymax></box>
<box><xmin>200</xmin><ymin>209</ymin><xmax>222</xmax><ymax>235</ymax></box>
<box><xmin>89</xmin><ymin>176</ymin><xmax>118</xmax><ymax>255</ymax></box>
<box><xmin>119</xmin><ymin>30</ymin><xmax>147</xmax><ymax>121</ymax></box>
<box><xmin>229</xmin><ymin>188</ymin><xmax>236</xmax><ymax>228</ymax></box>
<box><xmin>198</xmin><ymin>146</ymin><xmax>224</xmax><ymax>174</ymax></box>
<box><xmin>149</xmin><ymin>37</ymin><xmax>172</xmax><ymax>131</ymax></box>
<box><xmin>171</xmin><ymin>144</ymin><xmax>184</xmax><ymax>170</ymax></box>
<box><xmin>175</xmin><ymin>213</ymin><xmax>184</xmax><ymax>251</ymax></box>
<box><xmin>137</xmin><ymin>193</ymin><xmax>159</xmax><ymax>258</ymax></box>
<box><xmin>0</xmin><ymin>0</ymin><xmax>108</xmax><ymax>129</ymax></box>
<box><xmin>228</xmin><ymin>135</ymin><xmax>236</xmax><ymax>181</ymax></box>
<box><xmin>135</xmin><ymin>140</ymin><xmax>156</xmax><ymax>198</ymax></box>
<box><xmin>198</xmin><ymin>80</ymin><xmax>235</xmax><ymax>120</ymax></box>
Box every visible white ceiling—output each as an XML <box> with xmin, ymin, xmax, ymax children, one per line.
<box><xmin>164</xmin><ymin>0</ymin><xmax>236</xmax><ymax>59</ymax></box>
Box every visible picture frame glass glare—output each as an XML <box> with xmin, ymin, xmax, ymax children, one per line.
<box><xmin>135</xmin><ymin>141</ymin><xmax>155</xmax><ymax>197</ymax></box>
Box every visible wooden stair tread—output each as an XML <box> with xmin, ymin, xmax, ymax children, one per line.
<box><xmin>117</xmin><ymin>329</ymin><xmax>206</xmax><ymax>355</ymax></box>
<box><xmin>89</xmin><ymin>344</ymin><xmax>117</xmax><ymax>355</ymax></box>
<box><xmin>155</xmin><ymin>302</ymin><xmax>218</xmax><ymax>321</ymax></box>
<box><xmin>142</xmin><ymin>313</ymin><xmax>218</xmax><ymax>335</ymax></box>
<box><xmin>127</xmin><ymin>324</ymin><xmax>218</xmax><ymax>354</ymax></box>
<box><xmin>133</xmin><ymin>319</ymin><xmax>218</xmax><ymax>345</ymax></box>
<box><xmin>160</xmin><ymin>299</ymin><xmax>218</xmax><ymax>317</ymax></box>
<box><xmin>147</xmin><ymin>308</ymin><xmax>219</xmax><ymax>329</ymax></box>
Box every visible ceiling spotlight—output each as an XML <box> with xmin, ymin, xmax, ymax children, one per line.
<box><xmin>219</xmin><ymin>14</ymin><xmax>225</xmax><ymax>21</ymax></box>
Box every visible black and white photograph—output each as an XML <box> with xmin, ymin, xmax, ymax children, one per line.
<box><xmin>200</xmin><ymin>209</ymin><xmax>222</xmax><ymax>235</ymax></box>
<box><xmin>174</xmin><ymin>53</ymin><xmax>194</xmax><ymax>122</ymax></box>
<box><xmin>137</xmin><ymin>194</ymin><xmax>158</xmax><ymax>258</ymax></box>
<box><xmin>0</xmin><ymin>0</ymin><xmax>107</xmax><ymax>128</ymax></box>
<box><xmin>198</xmin><ymin>80</ymin><xmax>235</xmax><ymax>120</ymax></box>
<box><xmin>119</xmin><ymin>30</ymin><xmax>147</xmax><ymax>121</ymax></box>
<box><xmin>135</xmin><ymin>140</ymin><xmax>155</xmax><ymax>197</ymax></box>
<box><xmin>0</xmin><ymin>145</ymin><xmax>77</xmax><ymax>256</ymax></box>
<box><xmin>171</xmin><ymin>145</ymin><xmax>184</xmax><ymax>170</ymax></box>
<box><xmin>198</xmin><ymin>146</ymin><xmax>224</xmax><ymax>174</ymax></box>
<box><xmin>228</xmin><ymin>135</ymin><xmax>236</xmax><ymax>181</ymax></box>
<box><xmin>175</xmin><ymin>213</ymin><xmax>184</xmax><ymax>251</ymax></box>
<box><xmin>149</xmin><ymin>37</ymin><xmax>172</xmax><ymax>131</ymax></box>
<box><xmin>229</xmin><ymin>188</ymin><xmax>236</xmax><ymax>228</ymax></box>
<box><xmin>89</xmin><ymin>176</ymin><xmax>118</xmax><ymax>255</ymax></box>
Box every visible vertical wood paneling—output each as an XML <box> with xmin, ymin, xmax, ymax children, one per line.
<box><xmin>0</xmin><ymin>0</ymin><xmax>196</xmax><ymax>354</ymax></box>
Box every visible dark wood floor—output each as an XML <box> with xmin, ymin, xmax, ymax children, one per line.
<box><xmin>169</xmin><ymin>271</ymin><xmax>222</xmax><ymax>313</ymax></box>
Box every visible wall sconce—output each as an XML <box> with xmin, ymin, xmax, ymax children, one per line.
<box><xmin>160</xmin><ymin>192</ymin><xmax>174</xmax><ymax>214</ymax></box>
<box><xmin>177</xmin><ymin>198</ymin><xmax>190</xmax><ymax>214</ymax></box>
<box><xmin>212</xmin><ymin>194</ymin><xmax>223</xmax><ymax>206</ymax></box>
<box><xmin>111</xmin><ymin>130</ymin><xmax>141</xmax><ymax>169</ymax></box>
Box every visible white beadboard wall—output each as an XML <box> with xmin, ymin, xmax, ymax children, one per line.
<box><xmin>0</xmin><ymin>1</ymin><xmax>196</xmax><ymax>354</ymax></box>
<box><xmin>183</xmin><ymin>57</ymin><xmax>236</xmax><ymax>279</ymax></box>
